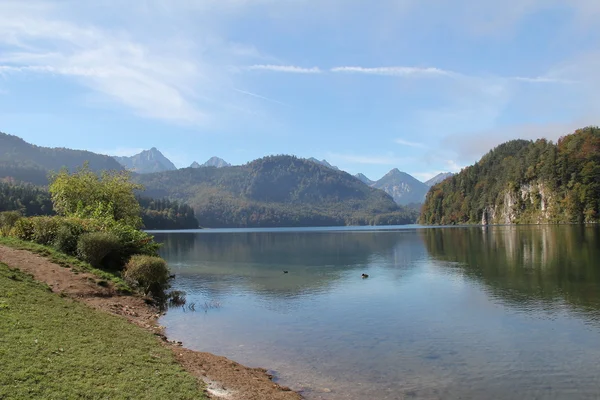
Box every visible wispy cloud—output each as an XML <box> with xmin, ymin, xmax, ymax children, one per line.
<box><xmin>0</xmin><ymin>4</ymin><xmax>210</xmax><ymax>124</ymax></box>
<box><xmin>512</xmin><ymin>76</ymin><xmax>577</xmax><ymax>84</ymax></box>
<box><xmin>0</xmin><ymin>1</ymin><xmax>286</xmax><ymax>126</ymax></box>
<box><xmin>395</xmin><ymin>138</ymin><xmax>426</xmax><ymax>148</ymax></box>
<box><xmin>331</xmin><ymin>66</ymin><xmax>455</xmax><ymax>77</ymax></box>
<box><xmin>246</xmin><ymin>65</ymin><xmax>322</xmax><ymax>74</ymax></box>
<box><xmin>233</xmin><ymin>88</ymin><xmax>288</xmax><ymax>106</ymax></box>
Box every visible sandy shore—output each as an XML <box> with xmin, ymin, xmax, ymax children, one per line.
<box><xmin>0</xmin><ymin>245</ymin><xmax>303</xmax><ymax>400</ymax></box>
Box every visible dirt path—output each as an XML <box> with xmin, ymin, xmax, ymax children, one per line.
<box><xmin>0</xmin><ymin>245</ymin><xmax>302</xmax><ymax>400</ymax></box>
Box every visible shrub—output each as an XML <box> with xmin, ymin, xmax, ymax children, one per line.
<box><xmin>0</xmin><ymin>211</ymin><xmax>22</xmax><ymax>237</ymax></box>
<box><xmin>77</xmin><ymin>232</ymin><xmax>122</xmax><ymax>269</ymax></box>
<box><xmin>123</xmin><ymin>255</ymin><xmax>170</xmax><ymax>297</ymax></box>
<box><xmin>30</xmin><ymin>217</ymin><xmax>60</xmax><ymax>246</ymax></box>
<box><xmin>108</xmin><ymin>221</ymin><xmax>160</xmax><ymax>262</ymax></box>
<box><xmin>10</xmin><ymin>218</ymin><xmax>35</xmax><ymax>241</ymax></box>
<box><xmin>53</xmin><ymin>220</ymin><xmax>86</xmax><ymax>255</ymax></box>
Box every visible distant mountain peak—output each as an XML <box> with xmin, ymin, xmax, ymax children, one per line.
<box><xmin>372</xmin><ymin>168</ymin><xmax>429</xmax><ymax>206</ymax></box>
<box><xmin>113</xmin><ymin>148</ymin><xmax>176</xmax><ymax>174</ymax></box>
<box><xmin>307</xmin><ymin>157</ymin><xmax>339</xmax><ymax>170</ymax></box>
<box><xmin>190</xmin><ymin>161</ymin><xmax>201</xmax><ymax>168</ymax></box>
<box><xmin>354</xmin><ymin>173</ymin><xmax>374</xmax><ymax>185</ymax></box>
<box><xmin>425</xmin><ymin>172</ymin><xmax>454</xmax><ymax>187</ymax></box>
<box><xmin>202</xmin><ymin>157</ymin><xmax>231</xmax><ymax>168</ymax></box>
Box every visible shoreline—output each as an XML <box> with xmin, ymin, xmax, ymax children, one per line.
<box><xmin>0</xmin><ymin>244</ymin><xmax>303</xmax><ymax>400</ymax></box>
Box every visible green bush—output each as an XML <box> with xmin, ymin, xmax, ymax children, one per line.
<box><xmin>30</xmin><ymin>217</ymin><xmax>60</xmax><ymax>246</ymax></box>
<box><xmin>10</xmin><ymin>218</ymin><xmax>34</xmax><ymax>241</ymax></box>
<box><xmin>0</xmin><ymin>211</ymin><xmax>21</xmax><ymax>237</ymax></box>
<box><xmin>77</xmin><ymin>232</ymin><xmax>122</xmax><ymax>269</ymax></box>
<box><xmin>53</xmin><ymin>220</ymin><xmax>86</xmax><ymax>255</ymax></box>
<box><xmin>123</xmin><ymin>255</ymin><xmax>170</xmax><ymax>297</ymax></box>
<box><xmin>109</xmin><ymin>221</ymin><xmax>160</xmax><ymax>261</ymax></box>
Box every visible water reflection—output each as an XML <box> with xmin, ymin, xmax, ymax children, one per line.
<box><xmin>421</xmin><ymin>225</ymin><xmax>600</xmax><ymax>320</ymax></box>
<box><xmin>155</xmin><ymin>231</ymin><xmax>426</xmax><ymax>300</ymax></box>
<box><xmin>155</xmin><ymin>226</ymin><xmax>600</xmax><ymax>400</ymax></box>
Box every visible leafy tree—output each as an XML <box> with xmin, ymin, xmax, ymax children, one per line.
<box><xmin>49</xmin><ymin>164</ymin><xmax>143</xmax><ymax>228</ymax></box>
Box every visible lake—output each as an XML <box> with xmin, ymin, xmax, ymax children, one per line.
<box><xmin>153</xmin><ymin>225</ymin><xmax>600</xmax><ymax>400</ymax></box>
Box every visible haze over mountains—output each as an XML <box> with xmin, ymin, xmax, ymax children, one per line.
<box><xmin>0</xmin><ymin>130</ymin><xmax>450</xmax><ymax>226</ymax></box>
<box><xmin>110</xmin><ymin>148</ymin><xmax>451</xmax><ymax>206</ymax></box>
<box><xmin>0</xmin><ymin>131</ymin><xmax>419</xmax><ymax>227</ymax></box>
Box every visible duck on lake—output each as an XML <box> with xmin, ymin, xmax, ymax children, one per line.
<box><xmin>283</xmin><ymin>270</ymin><xmax>289</xmax><ymax>274</ymax></box>
<box><xmin>361</xmin><ymin>273</ymin><xmax>369</xmax><ymax>278</ymax></box>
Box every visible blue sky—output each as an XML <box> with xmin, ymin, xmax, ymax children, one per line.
<box><xmin>1</xmin><ymin>0</ymin><xmax>599</xmax><ymax>181</ymax></box>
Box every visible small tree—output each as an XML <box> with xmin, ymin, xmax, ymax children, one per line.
<box><xmin>49</xmin><ymin>164</ymin><xmax>143</xmax><ymax>228</ymax></box>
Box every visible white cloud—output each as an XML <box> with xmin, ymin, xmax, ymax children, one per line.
<box><xmin>0</xmin><ymin>1</ymin><xmax>285</xmax><ymax>126</ymax></box>
<box><xmin>246</xmin><ymin>64</ymin><xmax>322</xmax><ymax>74</ymax></box>
<box><xmin>331</xmin><ymin>66</ymin><xmax>454</xmax><ymax>77</ymax></box>
<box><xmin>395</xmin><ymin>138</ymin><xmax>426</xmax><ymax>148</ymax></box>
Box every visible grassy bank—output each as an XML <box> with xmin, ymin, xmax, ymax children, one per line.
<box><xmin>0</xmin><ymin>236</ymin><xmax>131</xmax><ymax>293</ymax></box>
<box><xmin>0</xmin><ymin>263</ymin><xmax>206</xmax><ymax>400</ymax></box>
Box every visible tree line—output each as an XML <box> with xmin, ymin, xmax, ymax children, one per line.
<box><xmin>0</xmin><ymin>181</ymin><xmax>198</xmax><ymax>230</ymax></box>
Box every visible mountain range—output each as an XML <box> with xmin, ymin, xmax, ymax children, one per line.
<box><xmin>0</xmin><ymin>131</ymin><xmax>450</xmax><ymax>224</ymax></box>
<box><xmin>309</xmin><ymin>158</ymin><xmax>452</xmax><ymax>205</ymax></box>
<box><xmin>111</xmin><ymin>149</ymin><xmax>452</xmax><ymax>206</ymax></box>
<box><xmin>135</xmin><ymin>155</ymin><xmax>417</xmax><ymax>227</ymax></box>
<box><xmin>0</xmin><ymin>131</ymin><xmax>418</xmax><ymax>227</ymax></box>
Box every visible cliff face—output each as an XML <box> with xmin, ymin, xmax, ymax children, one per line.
<box><xmin>480</xmin><ymin>181</ymin><xmax>556</xmax><ymax>225</ymax></box>
<box><xmin>420</xmin><ymin>127</ymin><xmax>600</xmax><ymax>225</ymax></box>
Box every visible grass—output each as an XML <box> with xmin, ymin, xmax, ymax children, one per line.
<box><xmin>0</xmin><ymin>236</ymin><xmax>131</xmax><ymax>293</ymax></box>
<box><xmin>0</xmin><ymin>263</ymin><xmax>207</xmax><ymax>400</ymax></box>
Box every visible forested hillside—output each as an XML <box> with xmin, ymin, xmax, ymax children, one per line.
<box><xmin>420</xmin><ymin>127</ymin><xmax>600</xmax><ymax>225</ymax></box>
<box><xmin>0</xmin><ymin>131</ymin><xmax>123</xmax><ymax>177</ymax></box>
<box><xmin>138</xmin><ymin>197</ymin><xmax>198</xmax><ymax>230</ymax></box>
<box><xmin>0</xmin><ymin>182</ymin><xmax>54</xmax><ymax>216</ymax></box>
<box><xmin>137</xmin><ymin>155</ymin><xmax>417</xmax><ymax>227</ymax></box>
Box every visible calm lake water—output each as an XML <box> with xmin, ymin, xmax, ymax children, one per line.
<box><xmin>153</xmin><ymin>225</ymin><xmax>600</xmax><ymax>400</ymax></box>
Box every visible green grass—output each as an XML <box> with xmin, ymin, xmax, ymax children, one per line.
<box><xmin>0</xmin><ymin>263</ymin><xmax>206</xmax><ymax>400</ymax></box>
<box><xmin>0</xmin><ymin>236</ymin><xmax>131</xmax><ymax>293</ymax></box>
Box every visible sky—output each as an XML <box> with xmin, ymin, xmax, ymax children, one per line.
<box><xmin>1</xmin><ymin>0</ymin><xmax>599</xmax><ymax>182</ymax></box>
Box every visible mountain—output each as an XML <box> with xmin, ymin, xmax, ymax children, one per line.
<box><xmin>113</xmin><ymin>148</ymin><xmax>176</xmax><ymax>174</ymax></box>
<box><xmin>189</xmin><ymin>161</ymin><xmax>201</xmax><ymax>168</ymax></box>
<box><xmin>420</xmin><ymin>126</ymin><xmax>600</xmax><ymax>225</ymax></box>
<box><xmin>0</xmin><ymin>131</ymin><xmax>124</xmax><ymax>185</ymax></box>
<box><xmin>201</xmin><ymin>157</ymin><xmax>231</xmax><ymax>168</ymax></box>
<box><xmin>307</xmin><ymin>158</ymin><xmax>339</xmax><ymax>170</ymax></box>
<box><xmin>425</xmin><ymin>172</ymin><xmax>454</xmax><ymax>187</ymax></box>
<box><xmin>135</xmin><ymin>155</ymin><xmax>418</xmax><ymax>228</ymax></box>
<box><xmin>371</xmin><ymin>168</ymin><xmax>429</xmax><ymax>206</ymax></box>
<box><xmin>355</xmin><ymin>173</ymin><xmax>374</xmax><ymax>185</ymax></box>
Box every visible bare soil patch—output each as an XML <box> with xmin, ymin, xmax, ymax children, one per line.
<box><xmin>0</xmin><ymin>245</ymin><xmax>302</xmax><ymax>400</ymax></box>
